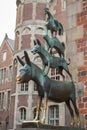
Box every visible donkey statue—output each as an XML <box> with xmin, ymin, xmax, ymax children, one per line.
<box><xmin>16</xmin><ymin>51</ymin><xmax>80</xmax><ymax>126</ymax></box>
<box><xmin>31</xmin><ymin>39</ymin><xmax>72</xmax><ymax>81</ymax></box>
<box><xmin>43</xmin><ymin>33</ymin><xmax>65</xmax><ymax>58</ymax></box>
<box><xmin>44</xmin><ymin>7</ymin><xmax>64</xmax><ymax>36</ymax></box>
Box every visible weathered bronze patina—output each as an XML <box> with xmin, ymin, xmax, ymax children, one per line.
<box><xmin>44</xmin><ymin>8</ymin><xmax>64</xmax><ymax>36</ymax></box>
<box><xmin>31</xmin><ymin>40</ymin><xmax>72</xmax><ymax>80</ymax></box>
<box><xmin>17</xmin><ymin>51</ymin><xmax>80</xmax><ymax>126</ymax></box>
<box><xmin>43</xmin><ymin>33</ymin><xmax>65</xmax><ymax>58</ymax></box>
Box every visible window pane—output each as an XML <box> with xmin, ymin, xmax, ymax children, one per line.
<box><xmin>25</xmin><ymin>83</ymin><xmax>28</xmax><ymax>91</ymax></box>
<box><xmin>34</xmin><ymin>83</ymin><xmax>38</xmax><ymax>91</ymax></box>
<box><xmin>21</xmin><ymin>84</ymin><xmax>24</xmax><ymax>91</ymax></box>
<box><xmin>9</xmin><ymin>66</ymin><xmax>13</xmax><ymax>81</ymax></box>
<box><xmin>21</xmin><ymin>83</ymin><xmax>28</xmax><ymax>92</ymax></box>
<box><xmin>7</xmin><ymin>91</ymin><xmax>11</xmax><ymax>110</ymax></box>
<box><xmin>20</xmin><ymin>108</ymin><xmax>26</xmax><ymax>120</ymax></box>
<box><xmin>48</xmin><ymin>105</ymin><xmax>59</xmax><ymax>125</ymax></box>
<box><xmin>51</xmin><ymin>68</ymin><xmax>60</xmax><ymax>81</ymax></box>
<box><xmin>1</xmin><ymin>92</ymin><xmax>4</xmax><ymax>109</ymax></box>
<box><xmin>2</xmin><ymin>52</ymin><xmax>7</xmax><ymax>61</ymax></box>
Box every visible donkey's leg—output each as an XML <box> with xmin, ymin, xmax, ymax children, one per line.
<box><xmin>59</xmin><ymin>67</ymin><xmax>65</xmax><ymax>81</ymax></box>
<box><xmin>44</xmin><ymin>63</ymin><xmax>50</xmax><ymax>76</ymax></box>
<box><xmin>41</xmin><ymin>94</ymin><xmax>48</xmax><ymax>123</ymax></box>
<box><xmin>65</xmin><ymin>100</ymin><xmax>75</xmax><ymax>126</ymax></box>
<box><xmin>34</xmin><ymin>97</ymin><xmax>42</xmax><ymax>121</ymax></box>
<box><xmin>71</xmin><ymin>99</ymin><xmax>80</xmax><ymax>126</ymax></box>
<box><xmin>65</xmin><ymin>68</ymin><xmax>73</xmax><ymax>81</ymax></box>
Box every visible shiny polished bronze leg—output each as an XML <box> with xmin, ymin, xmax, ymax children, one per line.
<box><xmin>70</xmin><ymin>117</ymin><xmax>75</xmax><ymax>126</ymax></box>
<box><xmin>41</xmin><ymin>94</ymin><xmax>48</xmax><ymax>123</ymax></box>
<box><xmin>77</xmin><ymin>116</ymin><xmax>80</xmax><ymax>127</ymax></box>
<box><xmin>34</xmin><ymin>97</ymin><xmax>42</xmax><ymax>121</ymax></box>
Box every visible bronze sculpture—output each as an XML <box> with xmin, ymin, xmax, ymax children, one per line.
<box><xmin>44</xmin><ymin>8</ymin><xmax>64</xmax><ymax>36</ymax></box>
<box><xmin>31</xmin><ymin>39</ymin><xmax>72</xmax><ymax>80</ymax></box>
<box><xmin>17</xmin><ymin>51</ymin><xmax>80</xmax><ymax>126</ymax></box>
<box><xmin>43</xmin><ymin>33</ymin><xmax>65</xmax><ymax>58</ymax></box>
<box><xmin>16</xmin><ymin>7</ymin><xmax>81</xmax><ymax>128</ymax></box>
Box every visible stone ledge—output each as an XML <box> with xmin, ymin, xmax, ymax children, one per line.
<box><xmin>16</xmin><ymin>121</ymin><xmax>84</xmax><ymax>130</ymax></box>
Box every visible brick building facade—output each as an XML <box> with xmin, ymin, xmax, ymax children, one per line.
<box><xmin>0</xmin><ymin>34</ymin><xmax>14</xmax><ymax>130</ymax></box>
<box><xmin>66</xmin><ymin>0</ymin><xmax>87</xmax><ymax>129</ymax></box>
<box><xmin>0</xmin><ymin>0</ymin><xmax>87</xmax><ymax>130</ymax></box>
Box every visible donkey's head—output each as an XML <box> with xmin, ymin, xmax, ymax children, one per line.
<box><xmin>16</xmin><ymin>51</ymin><xmax>32</xmax><ymax>84</ymax></box>
<box><xmin>31</xmin><ymin>39</ymin><xmax>41</xmax><ymax>55</ymax></box>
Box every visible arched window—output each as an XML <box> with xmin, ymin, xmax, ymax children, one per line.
<box><xmin>19</xmin><ymin>107</ymin><xmax>26</xmax><ymax>121</ymax></box>
<box><xmin>48</xmin><ymin>105</ymin><xmax>59</xmax><ymax>125</ymax></box>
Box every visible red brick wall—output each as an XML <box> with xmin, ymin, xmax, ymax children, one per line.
<box><xmin>76</xmin><ymin>0</ymin><xmax>87</xmax><ymax>128</ymax></box>
<box><xmin>36</xmin><ymin>3</ymin><xmax>45</xmax><ymax>20</ymax></box>
<box><xmin>0</xmin><ymin>41</ymin><xmax>13</xmax><ymax>91</ymax></box>
<box><xmin>18</xmin><ymin>95</ymin><xmax>28</xmax><ymax>107</ymax></box>
<box><xmin>35</xmin><ymin>34</ymin><xmax>45</xmax><ymax>45</ymax></box>
<box><xmin>23</xmin><ymin>3</ymin><xmax>33</xmax><ymax>21</ymax></box>
<box><xmin>0</xmin><ymin>39</ymin><xmax>13</xmax><ymax>130</ymax></box>
<box><xmin>32</xmin><ymin>95</ymin><xmax>39</xmax><ymax>107</ymax></box>
<box><xmin>54</xmin><ymin>0</ymin><xmax>66</xmax><ymax>30</ymax></box>
<box><xmin>21</xmin><ymin>34</ymin><xmax>31</xmax><ymax>49</ymax></box>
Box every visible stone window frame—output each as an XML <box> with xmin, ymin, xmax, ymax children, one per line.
<box><xmin>61</xmin><ymin>0</ymin><xmax>66</xmax><ymax>11</ymax></box>
<box><xmin>20</xmin><ymin>83</ymin><xmax>28</xmax><ymax>92</ymax></box>
<box><xmin>2</xmin><ymin>51</ymin><xmax>7</xmax><ymax>61</ymax></box>
<box><xmin>19</xmin><ymin>107</ymin><xmax>26</xmax><ymax>121</ymax></box>
<box><xmin>0</xmin><ymin>68</ymin><xmax>6</xmax><ymax>83</ymax></box>
<box><xmin>48</xmin><ymin>105</ymin><xmax>59</xmax><ymax>125</ymax></box>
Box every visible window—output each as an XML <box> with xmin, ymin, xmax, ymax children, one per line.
<box><xmin>48</xmin><ymin>105</ymin><xmax>59</xmax><ymax>125</ymax></box>
<box><xmin>9</xmin><ymin>66</ymin><xmax>13</xmax><ymax>81</ymax></box>
<box><xmin>34</xmin><ymin>83</ymin><xmax>38</xmax><ymax>92</ymax></box>
<box><xmin>19</xmin><ymin>108</ymin><xmax>26</xmax><ymax>121</ymax></box>
<box><xmin>21</xmin><ymin>83</ymin><xmax>28</xmax><ymax>91</ymax></box>
<box><xmin>61</xmin><ymin>0</ymin><xmax>66</xmax><ymax>10</ymax></box>
<box><xmin>2</xmin><ymin>52</ymin><xmax>7</xmax><ymax>61</ymax></box>
<box><xmin>0</xmin><ymin>68</ymin><xmax>6</xmax><ymax>83</ymax></box>
<box><xmin>0</xmin><ymin>92</ymin><xmax>4</xmax><ymax>110</ymax></box>
<box><xmin>51</xmin><ymin>68</ymin><xmax>60</xmax><ymax>80</ymax></box>
<box><xmin>3</xmin><ymin>68</ymin><xmax>6</xmax><ymax>82</ymax></box>
<box><xmin>7</xmin><ymin>91</ymin><xmax>11</xmax><ymax>110</ymax></box>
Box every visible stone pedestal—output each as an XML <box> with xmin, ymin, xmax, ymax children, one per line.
<box><xmin>16</xmin><ymin>121</ymin><xmax>84</xmax><ymax>130</ymax></box>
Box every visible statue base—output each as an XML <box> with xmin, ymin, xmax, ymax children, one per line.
<box><xmin>16</xmin><ymin>121</ymin><xmax>84</xmax><ymax>130</ymax></box>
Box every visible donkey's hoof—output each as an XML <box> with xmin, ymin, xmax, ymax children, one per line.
<box><xmin>41</xmin><ymin>118</ymin><xmax>45</xmax><ymax>124</ymax></box>
<box><xmin>70</xmin><ymin>120</ymin><xmax>75</xmax><ymax>126</ymax></box>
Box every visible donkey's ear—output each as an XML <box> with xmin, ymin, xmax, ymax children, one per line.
<box><xmin>24</xmin><ymin>51</ymin><xmax>31</xmax><ymax>66</ymax></box>
<box><xmin>33</xmin><ymin>40</ymin><xmax>37</xmax><ymax>45</ymax></box>
<box><xmin>36</xmin><ymin>39</ymin><xmax>41</xmax><ymax>46</ymax></box>
<box><xmin>17</xmin><ymin>56</ymin><xmax>25</xmax><ymax>66</ymax></box>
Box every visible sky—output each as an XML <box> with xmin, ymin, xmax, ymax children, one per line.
<box><xmin>0</xmin><ymin>0</ymin><xmax>16</xmax><ymax>44</ymax></box>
